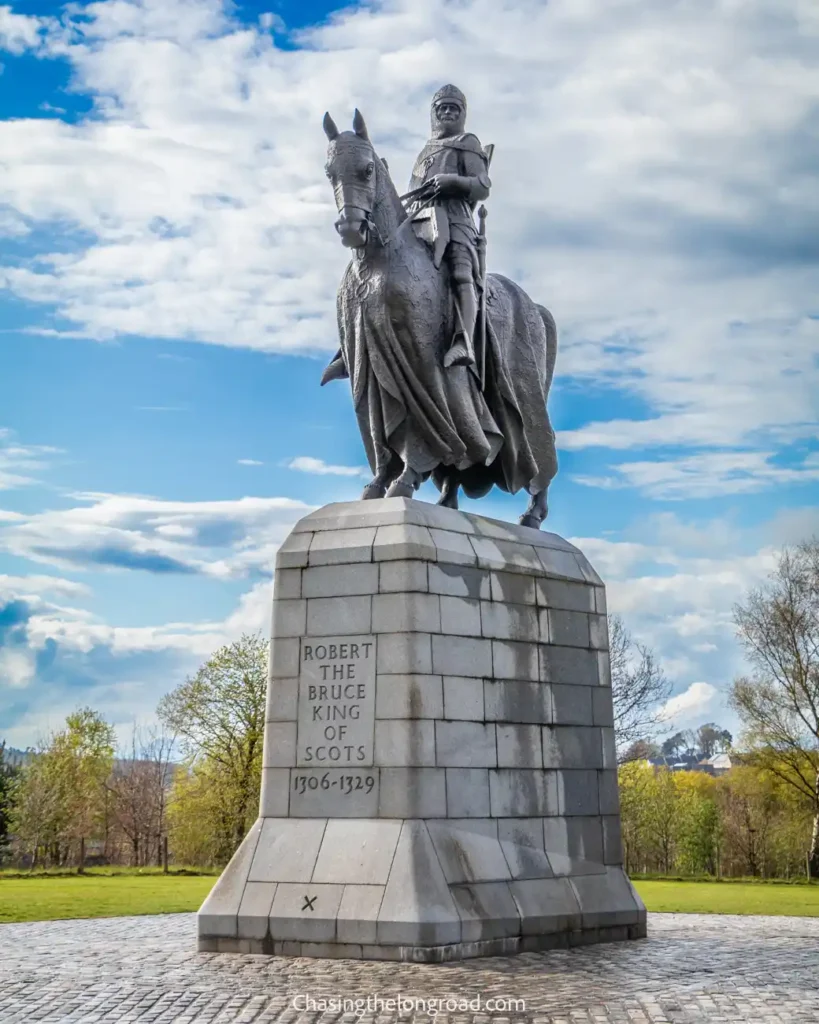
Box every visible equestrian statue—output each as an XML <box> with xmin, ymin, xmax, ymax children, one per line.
<box><xmin>320</xmin><ymin>85</ymin><xmax>558</xmax><ymax>529</ymax></box>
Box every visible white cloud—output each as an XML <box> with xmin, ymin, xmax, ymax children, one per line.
<box><xmin>574</xmin><ymin>450</ymin><xmax>819</xmax><ymax>499</ymax></box>
<box><xmin>237</xmin><ymin>458</ymin><xmax>264</xmax><ymax>466</ymax></box>
<box><xmin>0</xmin><ymin>647</ymin><xmax>35</xmax><ymax>688</ymax></box>
<box><xmin>287</xmin><ymin>456</ymin><xmax>368</xmax><ymax>478</ymax></box>
<box><xmin>660</xmin><ymin>682</ymin><xmax>718</xmax><ymax>725</ymax></box>
<box><xmin>0</xmin><ymin>0</ymin><xmax>815</xmax><ymax>454</ymax></box>
<box><xmin>0</xmin><ymin>428</ymin><xmax>61</xmax><ymax>490</ymax></box>
<box><xmin>0</xmin><ymin>491</ymin><xmax>313</xmax><ymax>578</ymax></box>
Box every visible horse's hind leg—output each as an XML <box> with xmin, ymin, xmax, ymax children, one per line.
<box><xmin>436</xmin><ymin>469</ymin><xmax>460</xmax><ymax>509</ymax></box>
<box><xmin>519</xmin><ymin>487</ymin><xmax>549</xmax><ymax>530</ymax></box>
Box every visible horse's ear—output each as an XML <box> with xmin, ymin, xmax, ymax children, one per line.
<box><xmin>353</xmin><ymin>108</ymin><xmax>369</xmax><ymax>140</ymax></box>
<box><xmin>323</xmin><ymin>112</ymin><xmax>340</xmax><ymax>141</ymax></box>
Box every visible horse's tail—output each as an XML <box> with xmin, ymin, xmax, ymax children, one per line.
<box><xmin>536</xmin><ymin>304</ymin><xmax>558</xmax><ymax>392</ymax></box>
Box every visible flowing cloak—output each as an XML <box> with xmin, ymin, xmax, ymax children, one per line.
<box><xmin>336</xmin><ymin>243</ymin><xmax>558</xmax><ymax>498</ymax></box>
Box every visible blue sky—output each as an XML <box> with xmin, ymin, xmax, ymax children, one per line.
<box><xmin>1</xmin><ymin>0</ymin><xmax>818</xmax><ymax>749</ymax></box>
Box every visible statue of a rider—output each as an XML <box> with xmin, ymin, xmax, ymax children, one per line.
<box><xmin>406</xmin><ymin>85</ymin><xmax>492</xmax><ymax>371</ymax></box>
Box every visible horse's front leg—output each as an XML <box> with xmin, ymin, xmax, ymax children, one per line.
<box><xmin>362</xmin><ymin>453</ymin><xmax>402</xmax><ymax>500</ymax></box>
<box><xmin>519</xmin><ymin>487</ymin><xmax>549</xmax><ymax>530</ymax></box>
<box><xmin>385</xmin><ymin>463</ymin><xmax>423</xmax><ymax>499</ymax></box>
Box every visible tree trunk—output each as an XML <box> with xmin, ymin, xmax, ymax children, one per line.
<box><xmin>809</xmin><ymin>774</ymin><xmax>819</xmax><ymax>880</ymax></box>
<box><xmin>78</xmin><ymin>837</ymin><xmax>85</xmax><ymax>874</ymax></box>
<box><xmin>163</xmin><ymin>835</ymin><xmax>169</xmax><ymax>874</ymax></box>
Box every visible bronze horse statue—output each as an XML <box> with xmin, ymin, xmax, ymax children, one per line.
<box><xmin>320</xmin><ymin>110</ymin><xmax>558</xmax><ymax>529</ymax></box>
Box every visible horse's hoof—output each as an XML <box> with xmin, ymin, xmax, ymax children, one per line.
<box><xmin>361</xmin><ymin>481</ymin><xmax>387</xmax><ymax>500</ymax></box>
<box><xmin>519</xmin><ymin>513</ymin><xmax>543</xmax><ymax>530</ymax></box>
<box><xmin>386</xmin><ymin>481</ymin><xmax>414</xmax><ymax>498</ymax></box>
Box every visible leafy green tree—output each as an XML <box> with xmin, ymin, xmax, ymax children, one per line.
<box><xmin>696</xmin><ymin>723</ymin><xmax>733</xmax><ymax>759</ymax></box>
<box><xmin>159</xmin><ymin>634</ymin><xmax>267</xmax><ymax>862</ymax></box>
<box><xmin>674</xmin><ymin>771</ymin><xmax>719</xmax><ymax>874</ymax></box>
<box><xmin>0</xmin><ymin>742</ymin><xmax>21</xmax><ymax>863</ymax></box>
<box><xmin>11</xmin><ymin>708</ymin><xmax>115</xmax><ymax>868</ymax></box>
<box><xmin>730</xmin><ymin>539</ymin><xmax>819</xmax><ymax>876</ymax></box>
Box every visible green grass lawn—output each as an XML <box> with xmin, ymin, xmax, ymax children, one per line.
<box><xmin>2</xmin><ymin>874</ymin><xmax>819</xmax><ymax>925</ymax></box>
<box><xmin>632</xmin><ymin>879</ymin><xmax>819</xmax><ymax>916</ymax></box>
<box><xmin>0</xmin><ymin>873</ymin><xmax>216</xmax><ymax>924</ymax></box>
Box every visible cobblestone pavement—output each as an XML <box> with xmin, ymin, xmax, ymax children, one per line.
<box><xmin>0</xmin><ymin>913</ymin><xmax>818</xmax><ymax>1023</ymax></box>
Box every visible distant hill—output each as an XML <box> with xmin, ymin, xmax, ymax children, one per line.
<box><xmin>1</xmin><ymin>745</ymin><xmax>34</xmax><ymax>769</ymax></box>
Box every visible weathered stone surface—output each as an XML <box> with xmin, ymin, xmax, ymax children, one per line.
<box><xmin>427</xmin><ymin>819</ymin><xmax>510</xmax><ymax>884</ymax></box>
<box><xmin>312</xmin><ymin>819</ymin><xmax>402</xmax><ymax>884</ymax></box>
<box><xmin>376</xmin><ymin>821</ymin><xmax>460</xmax><ymax>946</ymax></box>
<box><xmin>498</xmin><ymin>817</ymin><xmax>554</xmax><ymax>879</ymax></box>
<box><xmin>201</xmin><ymin>501</ymin><xmax>632</xmax><ymax>960</ymax></box>
<box><xmin>375</xmin><ymin>673</ymin><xmax>443</xmax><ymax>719</ymax></box>
<box><xmin>198</xmin><ymin>819</ymin><xmax>262</xmax><ymax>938</ymax></box>
<box><xmin>445</xmin><ymin>768</ymin><xmax>490</xmax><ymax>817</ymax></box>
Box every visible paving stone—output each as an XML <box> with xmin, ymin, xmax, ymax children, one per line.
<box><xmin>4</xmin><ymin>910</ymin><xmax>817</xmax><ymax>1023</ymax></box>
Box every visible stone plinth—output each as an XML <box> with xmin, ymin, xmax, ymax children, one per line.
<box><xmin>197</xmin><ymin>499</ymin><xmax>646</xmax><ymax>961</ymax></box>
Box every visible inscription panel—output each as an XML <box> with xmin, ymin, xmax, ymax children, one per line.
<box><xmin>296</xmin><ymin>635</ymin><xmax>376</xmax><ymax>767</ymax></box>
<box><xmin>289</xmin><ymin>768</ymin><xmax>379</xmax><ymax>817</ymax></box>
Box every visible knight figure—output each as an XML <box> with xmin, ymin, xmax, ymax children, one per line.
<box><xmin>406</xmin><ymin>85</ymin><xmax>492</xmax><ymax>370</ymax></box>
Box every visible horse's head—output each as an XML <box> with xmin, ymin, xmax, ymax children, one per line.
<box><xmin>323</xmin><ymin>109</ymin><xmax>380</xmax><ymax>249</ymax></box>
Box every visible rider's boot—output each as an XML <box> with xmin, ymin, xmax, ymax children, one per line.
<box><xmin>444</xmin><ymin>284</ymin><xmax>477</xmax><ymax>369</ymax></box>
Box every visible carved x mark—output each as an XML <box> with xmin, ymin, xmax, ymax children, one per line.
<box><xmin>302</xmin><ymin>895</ymin><xmax>317</xmax><ymax>912</ymax></box>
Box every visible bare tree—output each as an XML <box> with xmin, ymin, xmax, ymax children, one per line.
<box><xmin>730</xmin><ymin>538</ymin><xmax>819</xmax><ymax>876</ymax></box>
<box><xmin>609</xmin><ymin>615</ymin><xmax>671</xmax><ymax>762</ymax></box>
<box><xmin>106</xmin><ymin>727</ymin><xmax>176</xmax><ymax>866</ymax></box>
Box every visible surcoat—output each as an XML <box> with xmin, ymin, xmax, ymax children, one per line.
<box><xmin>408</xmin><ymin>133</ymin><xmax>490</xmax><ymax>270</ymax></box>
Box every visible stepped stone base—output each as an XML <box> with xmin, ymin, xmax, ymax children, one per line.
<box><xmin>198</xmin><ymin>499</ymin><xmax>646</xmax><ymax>960</ymax></box>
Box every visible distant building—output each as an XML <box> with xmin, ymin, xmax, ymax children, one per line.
<box><xmin>695</xmin><ymin>753</ymin><xmax>733</xmax><ymax>776</ymax></box>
